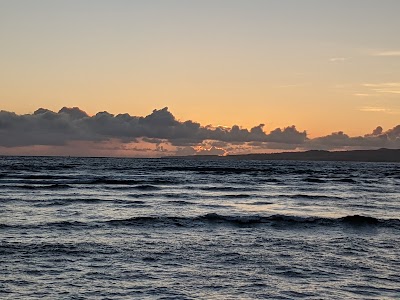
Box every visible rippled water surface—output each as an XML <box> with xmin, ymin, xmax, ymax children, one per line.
<box><xmin>1</xmin><ymin>156</ymin><xmax>399</xmax><ymax>299</ymax></box>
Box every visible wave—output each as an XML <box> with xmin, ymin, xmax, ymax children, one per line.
<box><xmin>198</xmin><ymin>186</ymin><xmax>259</xmax><ymax>192</ymax></box>
<box><xmin>105</xmin><ymin>216</ymin><xmax>188</xmax><ymax>227</ymax></box>
<box><xmin>303</xmin><ymin>177</ymin><xmax>326</xmax><ymax>183</ymax></box>
<box><xmin>285</xmin><ymin>194</ymin><xmax>343</xmax><ymax>200</ymax></box>
<box><xmin>246</xmin><ymin>201</ymin><xmax>274</xmax><ymax>205</ymax></box>
<box><xmin>34</xmin><ymin>198</ymin><xmax>108</xmax><ymax>207</ymax></box>
<box><xmin>16</xmin><ymin>184</ymin><xmax>73</xmax><ymax>190</ymax></box>
<box><xmin>120</xmin><ymin>200</ymin><xmax>147</xmax><ymax>205</ymax></box>
<box><xmin>0</xmin><ymin>220</ymin><xmax>90</xmax><ymax>230</ymax></box>
<box><xmin>167</xmin><ymin>200</ymin><xmax>194</xmax><ymax>205</ymax></box>
<box><xmin>0</xmin><ymin>241</ymin><xmax>115</xmax><ymax>255</ymax></box>
<box><xmin>104</xmin><ymin>184</ymin><xmax>161</xmax><ymax>191</ymax></box>
<box><xmin>47</xmin><ymin>199</ymin><xmax>151</xmax><ymax>207</ymax></box>
<box><xmin>104</xmin><ymin>214</ymin><xmax>400</xmax><ymax>229</ymax></box>
<box><xmin>89</xmin><ymin>178</ymin><xmax>142</xmax><ymax>185</ymax></box>
<box><xmin>45</xmin><ymin>221</ymin><xmax>90</xmax><ymax>228</ymax></box>
<box><xmin>204</xmin><ymin>214</ymin><xmax>400</xmax><ymax>228</ymax></box>
<box><xmin>89</xmin><ymin>178</ymin><xmax>181</xmax><ymax>186</ymax></box>
<box><xmin>303</xmin><ymin>177</ymin><xmax>358</xmax><ymax>184</ymax></box>
<box><xmin>132</xmin><ymin>185</ymin><xmax>160</xmax><ymax>191</ymax></box>
<box><xmin>163</xmin><ymin>193</ymin><xmax>190</xmax><ymax>199</ymax></box>
<box><xmin>150</xmin><ymin>178</ymin><xmax>184</xmax><ymax>185</ymax></box>
<box><xmin>334</xmin><ymin>178</ymin><xmax>357</xmax><ymax>183</ymax></box>
<box><xmin>127</xmin><ymin>193</ymin><xmax>158</xmax><ymax>198</ymax></box>
<box><xmin>256</xmin><ymin>178</ymin><xmax>281</xmax><ymax>183</ymax></box>
<box><xmin>222</xmin><ymin>194</ymin><xmax>252</xmax><ymax>199</ymax></box>
<box><xmin>222</xmin><ymin>194</ymin><xmax>342</xmax><ymax>200</ymax></box>
<box><xmin>162</xmin><ymin>166</ymin><xmax>272</xmax><ymax>174</ymax></box>
<box><xmin>0</xmin><ymin>198</ymin><xmax>148</xmax><ymax>206</ymax></box>
<box><xmin>18</xmin><ymin>174</ymin><xmax>73</xmax><ymax>180</ymax></box>
<box><xmin>3</xmin><ymin>214</ymin><xmax>393</xmax><ymax>230</ymax></box>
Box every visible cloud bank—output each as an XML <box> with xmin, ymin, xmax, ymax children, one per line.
<box><xmin>0</xmin><ymin>107</ymin><xmax>399</xmax><ymax>156</ymax></box>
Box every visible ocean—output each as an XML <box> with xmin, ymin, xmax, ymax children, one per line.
<box><xmin>0</xmin><ymin>156</ymin><xmax>399</xmax><ymax>299</ymax></box>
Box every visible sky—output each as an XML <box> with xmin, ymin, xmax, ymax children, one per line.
<box><xmin>1</xmin><ymin>0</ymin><xmax>400</xmax><ymax>156</ymax></box>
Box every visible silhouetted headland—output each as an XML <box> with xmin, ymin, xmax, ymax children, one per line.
<box><xmin>168</xmin><ymin>148</ymin><xmax>400</xmax><ymax>162</ymax></box>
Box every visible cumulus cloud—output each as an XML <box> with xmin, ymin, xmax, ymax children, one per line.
<box><xmin>0</xmin><ymin>106</ymin><xmax>399</xmax><ymax>155</ymax></box>
<box><xmin>266</xmin><ymin>126</ymin><xmax>307</xmax><ymax>144</ymax></box>
<box><xmin>306</xmin><ymin>126</ymin><xmax>400</xmax><ymax>150</ymax></box>
<box><xmin>370</xmin><ymin>126</ymin><xmax>383</xmax><ymax>136</ymax></box>
<box><xmin>0</xmin><ymin>107</ymin><xmax>307</xmax><ymax>148</ymax></box>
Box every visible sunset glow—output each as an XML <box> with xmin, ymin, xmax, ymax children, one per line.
<box><xmin>1</xmin><ymin>0</ymin><xmax>400</xmax><ymax>156</ymax></box>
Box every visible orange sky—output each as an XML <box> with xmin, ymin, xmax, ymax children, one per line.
<box><xmin>1</xmin><ymin>1</ymin><xmax>400</xmax><ymax>156</ymax></box>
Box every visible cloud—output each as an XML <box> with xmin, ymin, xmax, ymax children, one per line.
<box><xmin>359</xmin><ymin>107</ymin><xmax>388</xmax><ymax>112</ymax></box>
<box><xmin>277</xmin><ymin>84</ymin><xmax>307</xmax><ymax>88</ymax></box>
<box><xmin>363</xmin><ymin>83</ymin><xmax>400</xmax><ymax>87</ymax></box>
<box><xmin>196</xmin><ymin>146</ymin><xmax>226</xmax><ymax>156</ymax></box>
<box><xmin>372</xmin><ymin>51</ymin><xmax>400</xmax><ymax>57</ymax></box>
<box><xmin>374</xmin><ymin>90</ymin><xmax>400</xmax><ymax>94</ymax></box>
<box><xmin>362</xmin><ymin>82</ymin><xmax>400</xmax><ymax>95</ymax></box>
<box><xmin>353</xmin><ymin>93</ymin><xmax>373</xmax><ymax>97</ymax></box>
<box><xmin>175</xmin><ymin>145</ymin><xmax>227</xmax><ymax>156</ymax></box>
<box><xmin>174</xmin><ymin>146</ymin><xmax>196</xmax><ymax>156</ymax></box>
<box><xmin>367</xmin><ymin>126</ymin><xmax>383</xmax><ymax>136</ymax></box>
<box><xmin>58</xmin><ymin>107</ymin><xmax>89</xmax><ymax>119</ymax></box>
<box><xmin>1</xmin><ymin>106</ymin><xmax>400</xmax><ymax>155</ymax></box>
<box><xmin>206</xmin><ymin>123</ymin><xmax>307</xmax><ymax>145</ymax></box>
<box><xmin>266</xmin><ymin>126</ymin><xmax>307</xmax><ymax>144</ymax></box>
<box><xmin>306</xmin><ymin>126</ymin><xmax>400</xmax><ymax>150</ymax></box>
<box><xmin>329</xmin><ymin>57</ymin><xmax>349</xmax><ymax>62</ymax></box>
<box><xmin>0</xmin><ymin>107</ymin><xmax>307</xmax><ymax>148</ymax></box>
<box><xmin>359</xmin><ymin>107</ymin><xmax>399</xmax><ymax>115</ymax></box>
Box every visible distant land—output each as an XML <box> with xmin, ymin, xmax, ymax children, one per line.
<box><xmin>169</xmin><ymin>148</ymin><xmax>400</xmax><ymax>162</ymax></box>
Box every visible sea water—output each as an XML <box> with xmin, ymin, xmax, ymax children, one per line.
<box><xmin>0</xmin><ymin>156</ymin><xmax>399</xmax><ymax>299</ymax></box>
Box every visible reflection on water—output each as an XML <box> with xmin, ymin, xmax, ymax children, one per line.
<box><xmin>0</xmin><ymin>157</ymin><xmax>399</xmax><ymax>299</ymax></box>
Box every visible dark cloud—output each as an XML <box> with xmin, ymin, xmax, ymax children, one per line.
<box><xmin>385</xmin><ymin>125</ymin><xmax>400</xmax><ymax>140</ymax></box>
<box><xmin>209</xmin><ymin>141</ymin><xmax>230</xmax><ymax>148</ymax></box>
<box><xmin>142</xmin><ymin>137</ymin><xmax>166</xmax><ymax>144</ymax></box>
<box><xmin>175</xmin><ymin>146</ymin><xmax>197</xmax><ymax>156</ymax></box>
<box><xmin>0</xmin><ymin>106</ymin><xmax>307</xmax><ymax>148</ymax></box>
<box><xmin>306</xmin><ymin>126</ymin><xmax>400</xmax><ymax>150</ymax></box>
<box><xmin>0</xmin><ymin>109</ymin><xmax>84</xmax><ymax>147</ymax></box>
<box><xmin>266</xmin><ymin>126</ymin><xmax>307</xmax><ymax>144</ymax></box>
<box><xmin>369</xmin><ymin>126</ymin><xmax>383</xmax><ymax>136</ymax></box>
<box><xmin>206</xmin><ymin>123</ymin><xmax>307</xmax><ymax>144</ymax></box>
<box><xmin>58</xmin><ymin>107</ymin><xmax>89</xmax><ymax>120</ymax></box>
<box><xmin>1</xmin><ymin>107</ymin><xmax>399</xmax><ymax>153</ymax></box>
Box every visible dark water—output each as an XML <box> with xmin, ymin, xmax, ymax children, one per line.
<box><xmin>0</xmin><ymin>156</ymin><xmax>399</xmax><ymax>299</ymax></box>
